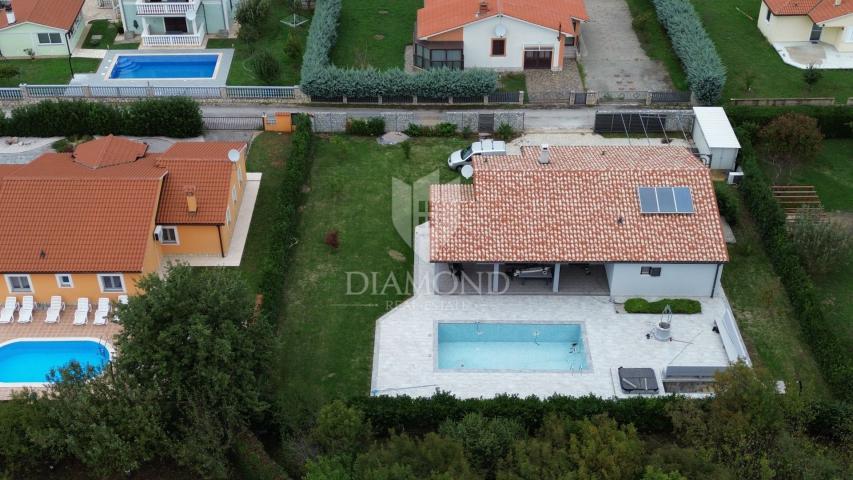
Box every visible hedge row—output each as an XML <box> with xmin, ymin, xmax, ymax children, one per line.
<box><xmin>725</xmin><ymin>106</ymin><xmax>853</xmax><ymax>139</ymax></box>
<box><xmin>0</xmin><ymin>98</ymin><xmax>203</xmax><ymax>138</ymax></box>
<box><xmin>650</xmin><ymin>0</ymin><xmax>725</xmax><ymax>104</ymax></box>
<box><xmin>299</xmin><ymin>0</ymin><xmax>497</xmax><ymax>98</ymax></box>
<box><xmin>737</xmin><ymin>130</ymin><xmax>853</xmax><ymax>401</ymax></box>
<box><xmin>624</xmin><ymin>298</ymin><xmax>701</xmax><ymax>314</ymax></box>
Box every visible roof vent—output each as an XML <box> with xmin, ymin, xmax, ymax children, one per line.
<box><xmin>538</xmin><ymin>144</ymin><xmax>550</xmax><ymax>165</ymax></box>
<box><xmin>185</xmin><ymin>186</ymin><xmax>198</xmax><ymax>214</ymax></box>
<box><xmin>479</xmin><ymin>1</ymin><xmax>488</xmax><ymax>14</ymax></box>
<box><xmin>5</xmin><ymin>10</ymin><xmax>15</xmax><ymax>24</ymax></box>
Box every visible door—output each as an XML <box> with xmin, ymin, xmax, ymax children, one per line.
<box><xmin>524</xmin><ymin>49</ymin><xmax>552</xmax><ymax>69</ymax></box>
<box><xmin>809</xmin><ymin>23</ymin><xmax>823</xmax><ymax>42</ymax></box>
<box><xmin>164</xmin><ymin>17</ymin><xmax>188</xmax><ymax>33</ymax></box>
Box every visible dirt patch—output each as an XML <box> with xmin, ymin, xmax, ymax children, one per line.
<box><xmin>374</xmin><ymin>34</ymin><xmax>385</xmax><ymax>40</ymax></box>
<box><xmin>388</xmin><ymin>250</ymin><xmax>406</xmax><ymax>262</ymax></box>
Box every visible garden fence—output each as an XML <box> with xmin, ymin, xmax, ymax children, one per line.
<box><xmin>729</xmin><ymin>97</ymin><xmax>838</xmax><ymax>106</ymax></box>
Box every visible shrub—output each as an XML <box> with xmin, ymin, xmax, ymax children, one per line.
<box><xmin>725</xmin><ymin>106</ymin><xmax>853</xmax><ymax>139</ymax></box>
<box><xmin>51</xmin><ymin>138</ymin><xmax>73</xmax><ymax>153</ymax></box>
<box><xmin>284</xmin><ymin>32</ymin><xmax>304</xmax><ymax>63</ymax></box>
<box><xmin>756</xmin><ymin>113</ymin><xmax>823</xmax><ymax>179</ymax></box>
<box><xmin>123</xmin><ymin>97</ymin><xmax>203</xmax><ymax>138</ymax></box>
<box><xmin>232</xmin><ymin>431</ymin><xmax>290</xmax><ymax>480</ymax></box>
<box><xmin>249</xmin><ymin>50</ymin><xmax>281</xmax><ymax>84</ymax></box>
<box><xmin>403</xmin><ymin>122</ymin><xmax>458</xmax><ymax>137</ymax></box>
<box><xmin>494</xmin><ymin>122</ymin><xmax>516</xmax><ymax>141</ymax></box>
<box><xmin>439</xmin><ymin>413</ymin><xmax>523</xmax><ymax>474</ymax></box>
<box><xmin>788</xmin><ymin>207</ymin><xmax>851</xmax><ymax>276</ymax></box>
<box><xmin>235</xmin><ymin>0</ymin><xmax>270</xmax><ymax>31</ymax></box>
<box><xmin>624</xmin><ymin>298</ymin><xmax>702</xmax><ymax>314</ymax></box>
<box><xmin>324</xmin><ymin>229</ymin><xmax>339</xmax><ymax>250</ymax></box>
<box><xmin>714</xmin><ymin>182</ymin><xmax>739</xmax><ymax>226</ymax></box>
<box><xmin>803</xmin><ymin>65</ymin><xmax>822</xmax><ymax>87</ymax></box>
<box><xmin>650</xmin><ymin>0</ymin><xmax>725</xmax><ymax>104</ymax></box>
<box><xmin>345</xmin><ymin>117</ymin><xmax>385</xmax><ymax>136</ymax></box>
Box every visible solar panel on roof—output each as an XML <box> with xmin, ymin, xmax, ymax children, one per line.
<box><xmin>638</xmin><ymin>186</ymin><xmax>694</xmax><ymax>214</ymax></box>
<box><xmin>638</xmin><ymin>187</ymin><xmax>658</xmax><ymax>213</ymax></box>
<box><xmin>673</xmin><ymin>187</ymin><xmax>694</xmax><ymax>213</ymax></box>
<box><xmin>656</xmin><ymin>187</ymin><xmax>677</xmax><ymax>213</ymax></box>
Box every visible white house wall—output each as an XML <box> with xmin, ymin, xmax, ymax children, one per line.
<box><xmin>606</xmin><ymin>263</ymin><xmax>721</xmax><ymax>298</ymax></box>
<box><xmin>462</xmin><ymin>15</ymin><xmax>561</xmax><ymax>70</ymax></box>
<box><xmin>709</xmin><ymin>147</ymin><xmax>737</xmax><ymax>170</ymax></box>
<box><xmin>757</xmin><ymin>2</ymin><xmax>814</xmax><ymax>42</ymax></box>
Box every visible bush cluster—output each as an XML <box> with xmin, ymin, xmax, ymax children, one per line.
<box><xmin>403</xmin><ymin>122</ymin><xmax>458</xmax><ymax>137</ymax></box>
<box><xmin>624</xmin><ymin>298</ymin><xmax>701</xmax><ymax>314</ymax></box>
<box><xmin>0</xmin><ymin>98</ymin><xmax>203</xmax><ymax>138</ymax></box>
<box><xmin>249</xmin><ymin>50</ymin><xmax>282</xmax><ymax>85</ymax></box>
<box><xmin>299</xmin><ymin>0</ymin><xmax>497</xmax><ymax>98</ymax></box>
<box><xmin>736</xmin><ymin>129</ymin><xmax>853</xmax><ymax>401</ymax></box>
<box><xmin>725</xmin><ymin>105</ymin><xmax>853</xmax><ymax>139</ymax></box>
<box><xmin>346</xmin><ymin>117</ymin><xmax>385</xmax><ymax>136</ymax></box>
<box><xmin>714</xmin><ymin>182</ymin><xmax>739</xmax><ymax>226</ymax></box>
<box><xmin>650</xmin><ymin>0</ymin><xmax>725</xmax><ymax>104</ymax></box>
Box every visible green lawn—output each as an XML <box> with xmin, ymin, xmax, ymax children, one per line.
<box><xmin>720</xmin><ymin>182</ymin><xmax>830</xmax><ymax>399</ymax></box>
<box><xmin>690</xmin><ymin>0</ymin><xmax>853</xmax><ymax>102</ymax></box>
<box><xmin>82</xmin><ymin>19</ymin><xmax>139</xmax><ymax>49</ymax></box>
<box><xmin>330</xmin><ymin>0</ymin><xmax>421</xmax><ymax>69</ymax></box>
<box><xmin>207</xmin><ymin>0</ymin><xmax>308</xmax><ymax>85</ymax></box>
<box><xmin>785</xmin><ymin>139</ymin><xmax>853</xmax><ymax>212</ymax></box>
<box><xmin>624</xmin><ymin>0</ymin><xmax>688</xmax><ymax>91</ymax></box>
<box><xmin>0</xmin><ymin>58</ymin><xmax>100</xmax><ymax>87</ymax></box>
<box><xmin>276</xmin><ymin>136</ymin><xmax>468</xmax><ymax>413</ymax></box>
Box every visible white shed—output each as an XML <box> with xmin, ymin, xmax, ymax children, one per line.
<box><xmin>691</xmin><ymin>107</ymin><xmax>741</xmax><ymax>171</ymax></box>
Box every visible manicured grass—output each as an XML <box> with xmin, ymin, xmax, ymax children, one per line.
<box><xmin>499</xmin><ymin>73</ymin><xmax>526</xmax><ymax>92</ymax></box>
<box><xmin>206</xmin><ymin>0</ymin><xmax>308</xmax><ymax>85</ymax></box>
<box><xmin>623</xmin><ymin>0</ymin><xmax>688</xmax><ymax>91</ymax></box>
<box><xmin>330</xmin><ymin>0</ymin><xmax>421</xmax><ymax>69</ymax></box>
<box><xmin>82</xmin><ymin>19</ymin><xmax>128</xmax><ymax>49</ymax></box>
<box><xmin>0</xmin><ymin>58</ymin><xmax>100</xmax><ymax>87</ymax></box>
<box><xmin>239</xmin><ymin>132</ymin><xmax>290</xmax><ymax>293</ymax></box>
<box><xmin>690</xmin><ymin>0</ymin><xmax>853</xmax><ymax>102</ymax></box>
<box><xmin>720</xmin><ymin>183</ymin><xmax>830</xmax><ymax>398</ymax></box>
<box><xmin>276</xmin><ymin>136</ymin><xmax>468</xmax><ymax>413</ymax></box>
<box><xmin>785</xmin><ymin>139</ymin><xmax>853</xmax><ymax>212</ymax></box>
<box><xmin>624</xmin><ymin>298</ymin><xmax>701</xmax><ymax>314</ymax></box>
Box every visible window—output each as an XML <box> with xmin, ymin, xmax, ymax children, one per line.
<box><xmin>98</xmin><ymin>274</ymin><xmax>125</xmax><ymax>293</ymax></box>
<box><xmin>640</xmin><ymin>267</ymin><xmax>662</xmax><ymax>277</ymax></box>
<box><xmin>845</xmin><ymin>26</ymin><xmax>853</xmax><ymax>43</ymax></box>
<box><xmin>56</xmin><ymin>274</ymin><xmax>74</xmax><ymax>288</ymax></box>
<box><xmin>765</xmin><ymin>6</ymin><xmax>772</xmax><ymax>22</ymax></box>
<box><xmin>5</xmin><ymin>274</ymin><xmax>32</xmax><ymax>292</ymax></box>
<box><xmin>232</xmin><ymin>185</ymin><xmax>238</xmax><ymax>203</ymax></box>
<box><xmin>564</xmin><ymin>36</ymin><xmax>575</xmax><ymax>46</ymax></box>
<box><xmin>160</xmin><ymin>226</ymin><xmax>179</xmax><ymax>244</ymax></box>
<box><xmin>413</xmin><ymin>43</ymin><xmax>463</xmax><ymax>70</ymax></box>
<box><xmin>226</xmin><ymin>206</ymin><xmax>232</xmax><ymax>226</ymax></box>
<box><xmin>491</xmin><ymin>38</ymin><xmax>506</xmax><ymax>56</ymax></box>
<box><xmin>37</xmin><ymin>32</ymin><xmax>62</xmax><ymax>44</ymax></box>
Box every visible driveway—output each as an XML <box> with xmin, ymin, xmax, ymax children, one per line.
<box><xmin>580</xmin><ymin>0</ymin><xmax>672</xmax><ymax>92</ymax></box>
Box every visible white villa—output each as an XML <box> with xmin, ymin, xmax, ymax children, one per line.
<box><xmin>117</xmin><ymin>0</ymin><xmax>237</xmax><ymax>47</ymax></box>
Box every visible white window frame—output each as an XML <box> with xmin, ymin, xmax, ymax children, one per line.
<box><xmin>159</xmin><ymin>226</ymin><xmax>180</xmax><ymax>245</ymax></box>
<box><xmin>5</xmin><ymin>274</ymin><xmax>33</xmax><ymax>293</ymax></box>
<box><xmin>226</xmin><ymin>206</ymin><xmax>232</xmax><ymax>226</ymax></box>
<box><xmin>37</xmin><ymin>32</ymin><xmax>63</xmax><ymax>45</ymax></box>
<box><xmin>97</xmin><ymin>273</ymin><xmax>126</xmax><ymax>293</ymax></box>
<box><xmin>55</xmin><ymin>273</ymin><xmax>74</xmax><ymax>288</ymax></box>
<box><xmin>640</xmin><ymin>266</ymin><xmax>662</xmax><ymax>277</ymax></box>
<box><xmin>845</xmin><ymin>26</ymin><xmax>853</xmax><ymax>43</ymax></box>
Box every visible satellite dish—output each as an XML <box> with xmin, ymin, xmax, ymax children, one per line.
<box><xmin>460</xmin><ymin>165</ymin><xmax>474</xmax><ymax>179</ymax></box>
<box><xmin>186</xmin><ymin>10</ymin><xmax>196</xmax><ymax>21</ymax></box>
<box><xmin>494</xmin><ymin>24</ymin><xmax>507</xmax><ymax>38</ymax></box>
<box><xmin>227</xmin><ymin>149</ymin><xmax>241</xmax><ymax>163</ymax></box>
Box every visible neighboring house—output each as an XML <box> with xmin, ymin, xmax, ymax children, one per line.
<box><xmin>0</xmin><ymin>0</ymin><xmax>85</xmax><ymax>58</ymax></box>
<box><xmin>758</xmin><ymin>0</ymin><xmax>853</xmax><ymax>52</ymax></box>
<box><xmin>0</xmin><ymin>136</ymin><xmax>249</xmax><ymax>304</ymax></box>
<box><xmin>414</xmin><ymin>0</ymin><xmax>588</xmax><ymax>71</ymax></box>
<box><xmin>118</xmin><ymin>0</ymin><xmax>236</xmax><ymax>47</ymax></box>
<box><xmin>429</xmin><ymin>146</ymin><xmax>729</xmax><ymax>298</ymax></box>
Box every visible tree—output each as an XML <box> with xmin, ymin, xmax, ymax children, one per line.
<box><xmin>439</xmin><ymin>412</ymin><xmax>524</xmax><ymax>475</ymax></box>
<box><xmin>567</xmin><ymin>415</ymin><xmax>644</xmax><ymax>480</ymax></box>
<box><xmin>803</xmin><ymin>65</ymin><xmax>822</xmax><ymax>88</ymax></box>
<box><xmin>312</xmin><ymin>400</ymin><xmax>371</xmax><ymax>474</ymax></box>
<box><xmin>757</xmin><ymin>113</ymin><xmax>823</xmax><ymax>180</ymax></box>
<box><xmin>788</xmin><ymin>207</ymin><xmax>852</xmax><ymax>276</ymax></box>
<box><xmin>353</xmin><ymin>432</ymin><xmax>478</xmax><ymax>480</ymax></box>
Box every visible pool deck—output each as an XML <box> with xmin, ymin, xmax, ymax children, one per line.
<box><xmin>71</xmin><ymin>49</ymin><xmax>234</xmax><ymax>87</ymax></box>
<box><xmin>0</xmin><ymin>310</ymin><xmax>121</xmax><ymax>400</ymax></box>
<box><xmin>370</xmin><ymin>223</ymin><xmax>736</xmax><ymax>399</ymax></box>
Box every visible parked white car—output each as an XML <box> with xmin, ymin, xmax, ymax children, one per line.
<box><xmin>447</xmin><ymin>139</ymin><xmax>506</xmax><ymax>170</ymax></box>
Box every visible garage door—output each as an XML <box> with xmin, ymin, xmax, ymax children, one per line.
<box><xmin>524</xmin><ymin>49</ymin><xmax>552</xmax><ymax>69</ymax></box>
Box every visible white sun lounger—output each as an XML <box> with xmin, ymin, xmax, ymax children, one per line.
<box><xmin>45</xmin><ymin>296</ymin><xmax>65</xmax><ymax>324</ymax></box>
<box><xmin>113</xmin><ymin>295</ymin><xmax>129</xmax><ymax>323</ymax></box>
<box><xmin>93</xmin><ymin>298</ymin><xmax>110</xmax><ymax>325</ymax></box>
<box><xmin>73</xmin><ymin>298</ymin><xmax>89</xmax><ymax>326</ymax></box>
<box><xmin>0</xmin><ymin>297</ymin><xmax>17</xmax><ymax>324</ymax></box>
<box><xmin>17</xmin><ymin>296</ymin><xmax>34</xmax><ymax>323</ymax></box>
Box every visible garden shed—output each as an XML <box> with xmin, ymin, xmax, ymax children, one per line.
<box><xmin>691</xmin><ymin>107</ymin><xmax>741</xmax><ymax>171</ymax></box>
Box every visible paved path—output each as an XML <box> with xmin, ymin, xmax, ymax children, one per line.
<box><xmin>580</xmin><ymin>0</ymin><xmax>672</xmax><ymax>92</ymax></box>
<box><xmin>525</xmin><ymin>64</ymin><xmax>584</xmax><ymax>103</ymax></box>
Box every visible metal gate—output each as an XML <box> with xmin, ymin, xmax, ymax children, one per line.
<box><xmin>478</xmin><ymin>113</ymin><xmax>494</xmax><ymax>133</ymax></box>
<box><xmin>203</xmin><ymin>116</ymin><xmax>264</xmax><ymax>130</ymax></box>
<box><xmin>573</xmin><ymin>92</ymin><xmax>587</xmax><ymax>105</ymax></box>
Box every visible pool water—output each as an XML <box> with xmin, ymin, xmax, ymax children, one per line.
<box><xmin>437</xmin><ymin>323</ymin><xmax>589</xmax><ymax>371</ymax></box>
<box><xmin>0</xmin><ymin>340</ymin><xmax>110</xmax><ymax>383</ymax></box>
<box><xmin>109</xmin><ymin>54</ymin><xmax>218</xmax><ymax>79</ymax></box>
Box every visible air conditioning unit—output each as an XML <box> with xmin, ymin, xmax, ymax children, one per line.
<box><xmin>727</xmin><ymin>171</ymin><xmax>744</xmax><ymax>185</ymax></box>
<box><xmin>153</xmin><ymin>225</ymin><xmax>163</xmax><ymax>242</ymax></box>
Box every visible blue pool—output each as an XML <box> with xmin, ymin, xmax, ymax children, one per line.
<box><xmin>0</xmin><ymin>340</ymin><xmax>110</xmax><ymax>383</ymax></box>
<box><xmin>438</xmin><ymin>323</ymin><xmax>589</xmax><ymax>371</ymax></box>
<box><xmin>109</xmin><ymin>54</ymin><xmax>219</xmax><ymax>79</ymax></box>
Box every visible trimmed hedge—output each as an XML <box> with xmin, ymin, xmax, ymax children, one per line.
<box><xmin>346</xmin><ymin>117</ymin><xmax>385</xmax><ymax>136</ymax></box>
<box><xmin>736</xmin><ymin>129</ymin><xmax>853</xmax><ymax>401</ymax></box>
<box><xmin>299</xmin><ymin>0</ymin><xmax>497</xmax><ymax>98</ymax></box>
<box><xmin>650</xmin><ymin>0</ymin><xmax>725</xmax><ymax>104</ymax></box>
<box><xmin>714</xmin><ymin>182</ymin><xmax>739</xmax><ymax>226</ymax></box>
<box><xmin>403</xmin><ymin>122</ymin><xmax>459</xmax><ymax>137</ymax></box>
<box><xmin>624</xmin><ymin>298</ymin><xmax>701</xmax><ymax>314</ymax></box>
<box><xmin>0</xmin><ymin>98</ymin><xmax>203</xmax><ymax>138</ymax></box>
<box><xmin>725</xmin><ymin>106</ymin><xmax>853</xmax><ymax>139</ymax></box>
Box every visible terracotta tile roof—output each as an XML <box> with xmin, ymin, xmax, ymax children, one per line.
<box><xmin>429</xmin><ymin>146</ymin><xmax>729</xmax><ymax>264</ymax></box>
<box><xmin>764</xmin><ymin>0</ymin><xmax>852</xmax><ymax>21</ymax></box>
<box><xmin>158</xmin><ymin>141</ymin><xmax>246</xmax><ymax>160</ymax></box>
<box><xmin>72</xmin><ymin>135</ymin><xmax>148</xmax><ymax>169</ymax></box>
<box><xmin>0</xmin><ymin>0</ymin><xmax>85</xmax><ymax>30</ymax></box>
<box><xmin>417</xmin><ymin>0</ymin><xmax>588</xmax><ymax>39</ymax></box>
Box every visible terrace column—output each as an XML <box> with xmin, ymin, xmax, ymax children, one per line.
<box><xmin>552</xmin><ymin>263</ymin><xmax>561</xmax><ymax>293</ymax></box>
<box><xmin>140</xmin><ymin>16</ymin><xmax>148</xmax><ymax>35</ymax></box>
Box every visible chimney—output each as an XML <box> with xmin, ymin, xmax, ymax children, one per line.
<box><xmin>479</xmin><ymin>1</ymin><xmax>488</xmax><ymax>14</ymax></box>
<box><xmin>538</xmin><ymin>144</ymin><xmax>550</xmax><ymax>165</ymax></box>
<box><xmin>835</xmin><ymin>0</ymin><xmax>841</xmax><ymax>6</ymax></box>
<box><xmin>5</xmin><ymin>9</ymin><xmax>15</xmax><ymax>24</ymax></box>
<box><xmin>185</xmin><ymin>186</ymin><xmax>198</xmax><ymax>214</ymax></box>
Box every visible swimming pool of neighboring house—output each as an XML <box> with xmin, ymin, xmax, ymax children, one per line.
<box><xmin>0</xmin><ymin>338</ymin><xmax>111</xmax><ymax>385</ymax></box>
<box><xmin>108</xmin><ymin>53</ymin><xmax>221</xmax><ymax>79</ymax></box>
<box><xmin>437</xmin><ymin>322</ymin><xmax>590</xmax><ymax>371</ymax></box>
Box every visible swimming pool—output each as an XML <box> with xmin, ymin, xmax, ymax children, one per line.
<box><xmin>108</xmin><ymin>54</ymin><xmax>220</xmax><ymax>79</ymax></box>
<box><xmin>0</xmin><ymin>339</ymin><xmax>111</xmax><ymax>384</ymax></box>
<box><xmin>437</xmin><ymin>322</ymin><xmax>590</xmax><ymax>371</ymax></box>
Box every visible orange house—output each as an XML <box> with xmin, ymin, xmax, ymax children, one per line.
<box><xmin>0</xmin><ymin>136</ymin><xmax>249</xmax><ymax>305</ymax></box>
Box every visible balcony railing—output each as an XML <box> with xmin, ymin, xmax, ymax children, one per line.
<box><xmin>141</xmin><ymin>21</ymin><xmax>205</xmax><ymax>47</ymax></box>
<box><xmin>135</xmin><ymin>0</ymin><xmax>200</xmax><ymax>15</ymax></box>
